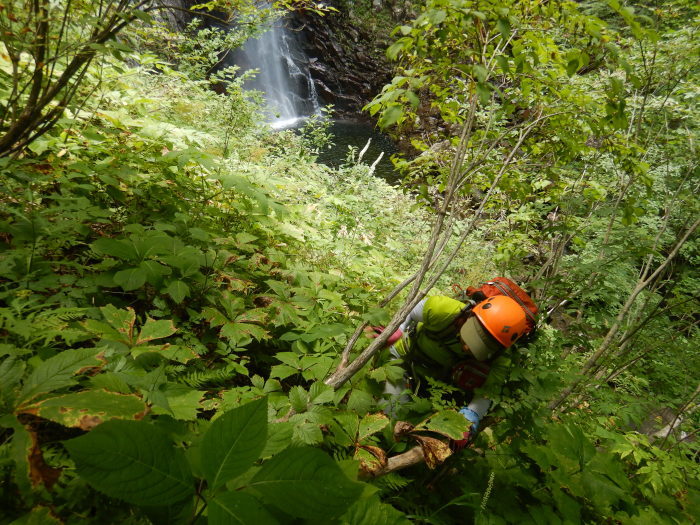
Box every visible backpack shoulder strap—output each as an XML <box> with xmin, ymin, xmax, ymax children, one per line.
<box><xmin>488</xmin><ymin>280</ymin><xmax>537</xmax><ymax>324</ymax></box>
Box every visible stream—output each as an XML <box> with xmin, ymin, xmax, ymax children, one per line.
<box><xmin>312</xmin><ymin>120</ymin><xmax>400</xmax><ymax>183</ymax></box>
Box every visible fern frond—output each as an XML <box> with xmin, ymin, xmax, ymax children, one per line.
<box><xmin>178</xmin><ymin>366</ymin><xmax>235</xmax><ymax>389</ymax></box>
<box><xmin>36</xmin><ymin>307</ymin><xmax>88</xmax><ymax>322</ymax></box>
<box><xmin>0</xmin><ymin>305</ymin><xmax>90</xmax><ymax>347</ymax></box>
<box><xmin>166</xmin><ymin>364</ymin><xmax>187</xmax><ymax>375</ymax></box>
<box><xmin>374</xmin><ymin>471</ymin><xmax>411</xmax><ymax>493</ymax></box>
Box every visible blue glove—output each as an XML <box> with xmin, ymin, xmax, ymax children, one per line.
<box><xmin>459</xmin><ymin>407</ymin><xmax>481</xmax><ymax>433</ymax></box>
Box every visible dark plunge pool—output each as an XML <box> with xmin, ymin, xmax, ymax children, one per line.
<box><xmin>314</xmin><ymin>120</ymin><xmax>401</xmax><ymax>183</ymax></box>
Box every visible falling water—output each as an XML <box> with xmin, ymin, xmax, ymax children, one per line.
<box><xmin>229</xmin><ymin>15</ymin><xmax>320</xmax><ymax>129</ymax></box>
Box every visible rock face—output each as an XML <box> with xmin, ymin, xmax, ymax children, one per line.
<box><xmin>156</xmin><ymin>0</ymin><xmax>196</xmax><ymax>31</ymax></box>
<box><xmin>292</xmin><ymin>8</ymin><xmax>393</xmax><ymax>119</ymax></box>
<box><xmin>157</xmin><ymin>1</ymin><xmax>394</xmax><ymax>120</ymax></box>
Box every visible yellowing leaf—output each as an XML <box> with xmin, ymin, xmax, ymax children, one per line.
<box><xmin>136</xmin><ymin>318</ymin><xmax>177</xmax><ymax>345</ymax></box>
<box><xmin>23</xmin><ymin>390</ymin><xmax>147</xmax><ymax>430</ymax></box>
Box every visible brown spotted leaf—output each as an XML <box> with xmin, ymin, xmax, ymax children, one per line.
<box><xmin>354</xmin><ymin>445</ymin><xmax>388</xmax><ymax>477</ymax></box>
<box><xmin>100</xmin><ymin>304</ymin><xmax>136</xmax><ymax>344</ymax></box>
<box><xmin>28</xmin><ymin>430</ymin><xmax>61</xmax><ymax>489</ymax></box>
<box><xmin>413</xmin><ymin>435</ymin><xmax>452</xmax><ymax>469</ymax></box>
<box><xmin>393</xmin><ymin>420</ymin><xmax>415</xmax><ymax>441</ymax></box>
<box><xmin>130</xmin><ymin>344</ymin><xmax>170</xmax><ymax>359</ymax></box>
<box><xmin>23</xmin><ymin>390</ymin><xmax>147</xmax><ymax>430</ymax></box>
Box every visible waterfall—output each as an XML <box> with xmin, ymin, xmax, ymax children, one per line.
<box><xmin>229</xmin><ymin>15</ymin><xmax>320</xmax><ymax>129</ymax></box>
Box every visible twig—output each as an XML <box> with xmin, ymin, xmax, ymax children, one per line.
<box><xmin>549</xmin><ymin>218</ymin><xmax>700</xmax><ymax>411</ymax></box>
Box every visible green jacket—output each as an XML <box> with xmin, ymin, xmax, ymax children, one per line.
<box><xmin>395</xmin><ymin>296</ymin><xmax>469</xmax><ymax>379</ymax></box>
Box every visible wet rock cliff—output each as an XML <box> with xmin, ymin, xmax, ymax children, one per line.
<box><xmin>293</xmin><ymin>6</ymin><xmax>394</xmax><ymax>119</ymax></box>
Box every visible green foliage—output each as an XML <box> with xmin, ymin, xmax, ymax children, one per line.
<box><xmin>64</xmin><ymin>420</ymin><xmax>195</xmax><ymax>506</ymax></box>
<box><xmin>0</xmin><ymin>0</ymin><xmax>697</xmax><ymax>523</ymax></box>
<box><xmin>61</xmin><ymin>397</ymin><xmax>400</xmax><ymax>523</ymax></box>
<box><xmin>248</xmin><ymin>446</ymin><xmax>364</xmax><ymax>519</ymax></box>
<box><xmin>201</xmin><ymin>397</ymin><xmax>267</xmax><ymax>489</ymax></box>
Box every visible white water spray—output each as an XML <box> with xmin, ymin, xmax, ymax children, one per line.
<box><xmin>231</xmin><ymin>15</ymin><xmax>320</xmax><ymax>129</ymax></box>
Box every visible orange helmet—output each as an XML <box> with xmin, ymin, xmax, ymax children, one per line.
<box><xmin>472</xmin><ymin>296</ymin><xmax>527</xmax><ymax>348</ymax></box>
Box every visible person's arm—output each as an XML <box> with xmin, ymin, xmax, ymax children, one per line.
<box><xmin>398</xmin><ymin>298</ymin><xmax>426</xmax><ymax>332</ymax></box>
<box><xmin>460</xmin><ymin>397</ymin><xmax>491</xmax><ymax>430</ymax></box>
<box><xmin>368</xmin><ymin>299</ymin><xmax>426</xmax><ymax>346</ymax></box>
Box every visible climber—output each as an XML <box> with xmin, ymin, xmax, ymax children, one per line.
<box><xmin>367</xmin><ymin>290</ymin><xmax>533</xmax><ymax>450</ymax></box>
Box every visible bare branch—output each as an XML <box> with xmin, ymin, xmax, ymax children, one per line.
<box><xmin>549</xmin><ymin>217</ymin><xmax>700</xmax><ymax>411</ymax></box>
<box><xmin>362</xmin><ymin>447</ymin><xmax>426</xmax><ymax>478</ymax></box>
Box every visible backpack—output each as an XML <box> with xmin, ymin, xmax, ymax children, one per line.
<box><xmin>452</xmin><ymin>277</ymin><xmax>538</xmax><ymax>334</ymax></box>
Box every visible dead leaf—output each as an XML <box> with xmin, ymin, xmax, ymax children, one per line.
<box><xmin>355</xmin><ymin>445</ymin><xmax>388</xmax><ymax>477</ymax></box>
<box><xmin>27</xmin><ymin>430</ymin><xmax>61</xmax><ymax>489</ymax></box>
<box><xmin>413</xmin><ymin>435</ymin><xmax>452</xmax><ymax>469</ymax></box>
<box><xmin>393</xmin><ymin>420</ymin><xmax>415</xmax><ymax>441</ymax></box>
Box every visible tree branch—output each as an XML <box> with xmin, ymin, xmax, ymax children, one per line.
<box><xmin>549</xmin><ymin>217</ymin><xmax>700</xmax><ymax>411</ymax></box>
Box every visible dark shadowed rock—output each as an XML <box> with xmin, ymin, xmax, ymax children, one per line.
<box><xmin>294</xmin><ymin>7</ymin><xmax>392</xmax><ymax>119</ymax></box>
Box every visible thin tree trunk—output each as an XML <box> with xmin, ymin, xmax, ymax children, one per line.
<box><xmin>660</xmin><ymin>385</ymin><xmax>700</xmax><ymax>449</ymax></box>
<box><xmin>549</xmin><ymin>217</ymin><xmax>700</xmax><ymax>411</ymax></box>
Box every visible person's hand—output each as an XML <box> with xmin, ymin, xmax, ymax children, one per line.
<box><xmin>449</xmin><ymin>431</ymin><xmax>472</xmax><ymax>452</ymax></box>
<box><xmin>364</xmin><ymin>326</ymin><xmax>403</xmax><ymax>346</ymax></box>
<box><xmin>449</xmin><ymin>407</ymin><xmax>481</xmax><ymax>452</ymax></box>
<box><xmin>364</xmin><ymin>325</ymin><xmax>385</xmax><ymax>338</ymax></box>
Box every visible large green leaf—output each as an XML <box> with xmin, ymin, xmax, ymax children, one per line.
<box><xmin>17</xmin><ymin>348</ymin><xmax>102</xmax><ymax>406</ymax></box>
<box><xmin>98</xmin><ymin>304</ymin><xmax>136</xmax><ymax>343</ymax></box>
<box><xmin>24</xmin><ymin>390</ymin><xmax>146</xmax><ymax>429</ymax></box>
<box><xmin>248</xmin><ymin>446</ymin><xmax>364</xmax><ymax>519</ymax></box>
<box><xmin>0</xmin><ymin>356</ymin><xmax>25</xmax><ymax>409</ymax></box>
<box><xmin>415</xmin><ymin>410</ymin><xmax>470</xmax><ymax>440</ymax></box>
<box><xmin>358</xmin><ymin>414</ymin><xmax>390</xmax><ymax>441</ymax></box>
<box><xmin>114</xmin><ymin>267</ymin><xmax>147</xmax><ymax>291</ymax></box>
<box><xmin>64</xmin><ymin>420</ymin><xmax>194</xmax><ymax>506</ymax></box>
<box><xmin>288</xmin><ymin>386</ymin><xmax>308</xmax><ymax>412</ymax></box>
<box><xmin>220</xmin><ymin>321</ymin><xmax>269</xmax><ymax>346</ymax></box>
<box><xmin>152</xmin><ymin>384</ymin><xmax>203</xmax><ymax>421</ymax></box>
<box><xmin>547</xmin><ymin>423</ymin><xmax>596</xmax><ymax>469</ymax></box>
<box><xmin>91</xmin><ymin>238</ymin><xmax>138</xmax><ymax>261</ymax></box>
<box><xmin>201</xmin><ymin>397</ymin><xmax>268</xmax><ymax>490</ymax></box>
<box><xmin>166</xmin><ymin>280</ymin><xmax>190</xmax><ymax>303</ymax></box>
<box><xmin>260</xmin><ymin>422</ymin><xmax>293</xmax><ymax>458</ymax></box>
<box><xmin>330</xmin><ymin>412</ymin><xmax>359</xmax><ymax>446</ymax></box>
<box><xmin>209</xmin><ymin>491</ymin><xmax>277</xmax><ymax>525</ymax></box>
<box><xmin>379</xmin><ymin>105</ymin><xmax>403</xmax><ymax>128</ymax></box>
<box><xmin>340</xmin><ymin>495</ymin><xmax>411</xmax><ymax>525</ymax></box>
<box><xmin>308</xmin><ymin>382</ymin><xmax>334</xmax><ymax>405</ymax></box>
<box><xmin>142</xmin><ymin>497</ymin><xmax>194</xmax><ymax>525</ymax></box>
<box><xmin>292</xmin><ymin>422</ymin><xmax>323</xmax><ymax>445</ymax></box>
<box><xmin>1</xmin><ymin>414</ymin><xmax>31</xmax><ymax>492</ymax></box>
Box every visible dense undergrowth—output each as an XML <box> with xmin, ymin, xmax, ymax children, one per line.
<box><xmin>1</xmin><ymin>0</ymin><xmax>699</xmax><ymax>524</ymax></box>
